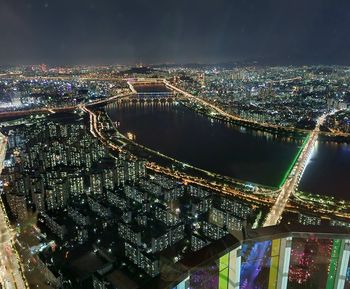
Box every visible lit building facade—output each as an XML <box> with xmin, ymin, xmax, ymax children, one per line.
<box><xmin>148</xmin><ymin>226</ymin><xmax>350</xmax><ymax>289</ymax></box>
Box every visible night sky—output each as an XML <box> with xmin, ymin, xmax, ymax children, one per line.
<box><xmin>1</xmin><ymin>0</ymin><xmax>350</xmax><ymax>65</ymax></box>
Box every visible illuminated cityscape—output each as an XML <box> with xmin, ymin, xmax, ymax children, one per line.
<box><xmin>1</xmin><ymin>1</ymin><xmax>350</xmax><ymax>289</ymax></box>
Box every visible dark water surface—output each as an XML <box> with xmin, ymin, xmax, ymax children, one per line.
<box><xmin>299</xmin><ymin>141</ymin><xmax>350</xmax><ymax>200</ymax></box>
<box><xmin>106</xmin><ymin>102</ymin><xmax>301</xmax><ymax>187</ymax></box>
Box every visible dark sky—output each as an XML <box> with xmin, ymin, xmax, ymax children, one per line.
<box><xmin>1</xmin><ymin>0</ymin><xmax>350</xmax><ymax>65</ymax></box>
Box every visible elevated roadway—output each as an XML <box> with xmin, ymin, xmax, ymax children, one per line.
<box><xmin>263</xmin><ymin>113</ymin><xmax>328</xmax><ymax>226</ymax></box>
<box><xmin>0</xmin><ymin>93</ymin><xmax>132</xmax><ymax>120</ymax></box>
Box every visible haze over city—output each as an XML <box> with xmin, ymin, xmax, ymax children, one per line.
<box><xmin>1</xmin><ymin>0</ymin><xmax>350</xmax><ymax>65</ymax></box>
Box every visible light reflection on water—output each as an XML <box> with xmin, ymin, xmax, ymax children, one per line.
<box><xmin>106</xmin><ymin>101</ymin><xmax>301</xmax><ymax>187</ymax></box>
<box><xmin>299</xmin><ymin>140</ymin><xmax>350</xmax><ymax>199</ymax></box>
<box><xmin>107</xmin><ymin>101</ymin><xmax>349</xmax><ymax>198</ymax></box>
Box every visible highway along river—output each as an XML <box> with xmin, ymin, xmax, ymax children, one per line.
<box><xmin>106</xmin><ymin>101</ymin><xmax>302</xmax><ymax>187</ymax></box>
<box><xmin>105</xmin><ymin>101</ymin><xmax>350</xmax><ymax>199</ymax></box>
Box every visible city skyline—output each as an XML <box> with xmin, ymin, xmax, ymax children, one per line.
<box><xmin>1</xmin><ymin>63</ymin><xmax>350</xmax><ymax>289</ymax></box>
<box><xmin>1</xmin><ymin>1</ymin><xmax>350</xmax><ymax>288</ymax></box>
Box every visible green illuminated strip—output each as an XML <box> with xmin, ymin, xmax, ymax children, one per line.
<box><xmin>268</xmin><ymin>239</ymin><xmax>281</xmax><ymax>289</ymax></box>
<box><xmin>219</xmin><ymin>253</ymin><xmax>229</xmax><ymax>271</ymax></box>
<box><xmin>278</xmin><ymin>133</ymin><xmax>310</xmax><ymax>188</ymax></box>
<box><xmin>219</xmin><ymin>268</ymin><xmax>229</xmax><ymax>289</ymax></box>
<box><xmin>326</xmin><ymin>239</ymin><xmax>342</xmax><ymax>289</ymax></box>
<box><xmin>219</xmin><ymin>253</ymin><xmax>229</xmax><ymax>289</ymax></box>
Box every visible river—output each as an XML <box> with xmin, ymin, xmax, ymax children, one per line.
<box><xmin>106</xmin><ymin>101</ymin><xmax>350</xmax><ymax>199</ymax></box>
<box><xmin>106</xmin><ymin>102</ymin><xmax>302</xmax><ymax>188</ymax></box>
